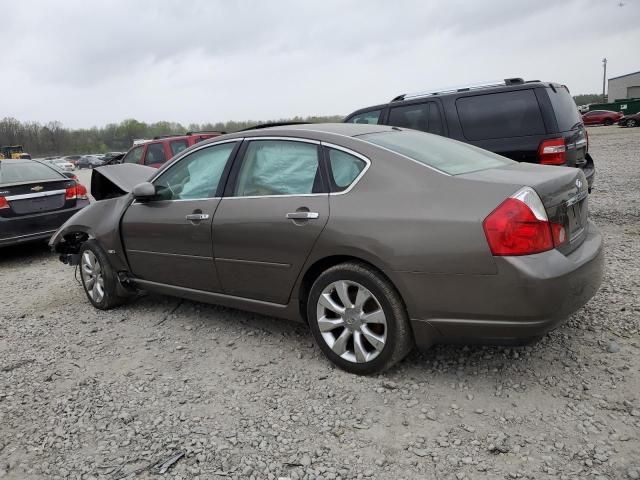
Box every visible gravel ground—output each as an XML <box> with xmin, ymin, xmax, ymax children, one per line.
<box><xmin>1</xmin><ymin>126</ymin><xmax>639</xmax><ymax>480</ymax></box>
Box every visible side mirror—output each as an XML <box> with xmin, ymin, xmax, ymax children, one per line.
<box><xmin>132</xmin><ymin>182</ymin><xmax>156</xmax><ymax>201</ymax></box>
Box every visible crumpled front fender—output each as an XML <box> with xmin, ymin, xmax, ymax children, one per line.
<box><xmin>49</xmin><ymin>195</ymin><xmax>132</xmax><ymax>273</ymax></box>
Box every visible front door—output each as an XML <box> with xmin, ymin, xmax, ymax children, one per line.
<box><xmin>121</xmin><ymin>141</ymin><xmax>239</xmax><ymax>291</ymax></box>
<box><xmin>213</xmin><ymin>139</ymin><xmax>329</xmax><ymax>304</ymax></box>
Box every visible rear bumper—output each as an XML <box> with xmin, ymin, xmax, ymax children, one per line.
<box><xmin>396</xmin><ymin>221</ymin><xmax>604</xmax><ymax>349</ymax></box>
<box><xmin>0</xmin><ymin>202</ymin><xmax>89</xmax><ymax>247</ymax></box>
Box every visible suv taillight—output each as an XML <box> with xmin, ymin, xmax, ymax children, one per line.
<box><xmin>538</xmin><ymin>138</ymin><xmax>566</xmax><ymax>165</ymax></box>
<box><xmin>65</xmin><ymin>184</ymin><xmax>88</xmax><ymax>200</ymax></box>
<box><xmin>483</xmin><ymin>187</ymin><xmax>566</xmax><ymax>256</ymax></box>
<box><xmin>0</xmin><ymin>196</ymin><xmax>9</xmax><ymax>209</ymax></box>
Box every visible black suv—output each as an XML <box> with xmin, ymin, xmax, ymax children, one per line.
<box><xmin>344</xmin><ymin>78</ymin><xmax>594</xmax><ymax>190</ymax></box>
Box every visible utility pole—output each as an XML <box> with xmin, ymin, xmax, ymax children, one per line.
<box><xmin>602</xmin><ymin>58</ymin><xmax>607</xmax><ymax>103</ymax></box>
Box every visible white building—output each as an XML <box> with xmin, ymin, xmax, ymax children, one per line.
<box><xmin>608</xmin><ymin>70</ymin><xmax>640</xmax><ymax>102</ymax></box>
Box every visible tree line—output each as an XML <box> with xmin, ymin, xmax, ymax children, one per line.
<box><xmin>0</xmin><ymin>115</ymin><xmax>344</xmax><ymax>157</ymax></box>
<box><xmin>1</xmin><ymin>93</ymin><xmax>602</xmax><ymax>156</ymax></box>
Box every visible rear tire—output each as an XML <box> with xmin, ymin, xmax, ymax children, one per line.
<box><xmin>307</xmin><ymin>262</ymin><xmax>413</xmax><ymax>375</ymax></box>
<box><xmin>79</xmin><ymin>240</ymin><xmax>126</xmax><ymax>310</ymax></box>
<box><xmin>604</xmin><ymin>119</ymin><xmax>613</xmax><ymax>126</ymax></box>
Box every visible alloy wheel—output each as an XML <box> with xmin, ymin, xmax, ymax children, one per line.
<box><xmin>81</xmin><ymin>250</ymin><xmax>105</xmax><ymax>302</ymax></box>
<box><xmin>315</xmin><ymin>280</ymin><xmax>387</xmax><ymax>363</ymax></box>
<box><xmin>628</xmin><ymin>119</ymin><xmax>637</xmax><ymax>127</ymax></box>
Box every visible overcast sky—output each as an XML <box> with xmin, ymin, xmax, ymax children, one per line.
<box><xmin>2</xmin><ymin>0</ymin><xmax>639</xmax><ymax>128</ymax></box>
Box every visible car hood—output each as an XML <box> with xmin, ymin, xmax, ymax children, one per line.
<box><xmin>91</xmin><ymin>163</ymin><xmax>155</xmax><ymax>200</ymax></box>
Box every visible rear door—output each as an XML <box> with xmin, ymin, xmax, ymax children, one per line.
<box><xmin>212</xmin><ymin>138</ymin><xmax>329</xmax><ymax>304</ymax></box>
<box><xmin>121</xmin><ymin>141</ymin><xmax>239</xmax><ymax>292</ymax></box>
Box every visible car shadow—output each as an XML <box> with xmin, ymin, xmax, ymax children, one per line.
<box><xmin>126</xmin><ymin>293</ymin><xmax>562</xmax><ymax>384</ymax></box>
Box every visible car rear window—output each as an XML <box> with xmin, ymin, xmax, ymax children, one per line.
<box><xmin>456</xmin><ymin>89</ymin><xmax>546</xmax><ymax>140</ymax></box>
<box><xmin>547</xmin><ymin>86</ymin><xmax>582</xmax><ymax>131</ymax></box>
<box><xmin>0</xmin><ymin>161</ymin><xmax>63</xmax><ymax>184</ymax></box>
<box><xmin>359</xmin><ymin>130</ymin><xmax>512</xmax><ymax>175</ymax></box>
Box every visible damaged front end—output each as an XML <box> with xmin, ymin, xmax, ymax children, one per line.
<box><xmin>50</xmin><ymin>163</ymin><xmax>155</xmax><ymax>268</ymax></box>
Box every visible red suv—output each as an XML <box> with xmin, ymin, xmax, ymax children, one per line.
<box><xmin>120</xmin><ymin>131</ymin><xmax>224</xmax><ymax>168</ymax></box>
<box><xmin>581</xmin><ymin>110</ymin><xmax>623</xmax><ymax>126</ymax></box>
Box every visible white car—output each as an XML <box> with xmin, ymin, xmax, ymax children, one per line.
<box><xmin>49</xmin><ymin>159</ymin><xmax>75</xmax><ymax>172</ymax></box>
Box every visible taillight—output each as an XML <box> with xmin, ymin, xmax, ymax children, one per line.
<box><xmin>0</xmin><ymin>196</ymin><xmax>9</xmax><ymax>209</ymax></box>
<box><xmin>65</xmin><ymin>184</ymin><xmax>88</xmax><ymax>200</ymax></box>
<box><xmin>483</xmin><ymin>187</ymin><xmax>565</xmax><ymax>256</ymax></box>
<box><xmin>538</xmin><ymin>138</ymin><xmax>566</xmax><ymax>165</ymax></box>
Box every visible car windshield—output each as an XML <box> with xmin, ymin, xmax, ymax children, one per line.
<box><xmin>0</xmin><ymin>161</ymin><xmax>63</xmax><ymax>184</ymax></box>
<box><xmin>358</xmin><ymin>129</ymin><xmax>513</xmax><ymax>175</ymax></box>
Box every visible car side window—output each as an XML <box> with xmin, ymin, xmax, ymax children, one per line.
<box><xmin>153</xmin><ymin>142</ymin><xmax>236</xmax><ymax>200</ymax></box>
<box><xmin>122</xmin><ymin>145</ymin><xmax>144</xmax><ymax>164</ymax></box>
<box><xmin>388</xmin><ymin>102</ymin><xmax>444</xmax><ymax>135</ymax></box>
<box><xmin>327</xmin><ymin>148</ymin><xmax>366</xmax><ymax>192</ymax></box>
<box><xmin>456</xmin><ymin>90</ymin><xmax>546</xmax><ymax>141</ymax></box>
<box><xmin>144</xmin><ymin>143</ymin><xmax>167</xmax><ymax>166</ymax></box>
<box><xmin>345</xmin><ymin>110</ymin><xmax>382</xmax><ymax>124</ymax></box>
<box><xmin>170</xmin><ymin>139</ymin><xmax>189</xmax><ymax>156</ymax></box>
<box><xmin>389</xmin><ymin>103</ymin><xmax>429</xmax><ymax>131</ymax></box>
<box><xmin>234</xmin><ymin>140</ymin><xmax>322</xmax><ymax>196</ymax></box>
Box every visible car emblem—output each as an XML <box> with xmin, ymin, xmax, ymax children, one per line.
<box><xmin>31</xmin><ymin>185</ymin><xmax>44</xmax><ymax>192</ymax></box>
<box><xmin>575</xmin><ymin>179</ymin><xmax>582</xmax><ymax>190</ymax></box>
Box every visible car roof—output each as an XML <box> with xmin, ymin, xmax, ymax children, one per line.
<box><xmin>225</xmin><ymin>122</ymin><xmax>395</xmax><ymax>139</ymax></box>
<box><xmin>345</xmin><ymin>80</ymin><xmax>560</xmax><ymax>118</ymax></box>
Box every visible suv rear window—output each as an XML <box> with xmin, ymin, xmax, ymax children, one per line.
<box><xmin>0</xmin><ymin>161</ymin><xmax>63</xmax><ymax>184</ymax></box>
<box><xmin>360</xmin><ymin>130</ymin><xmax>512</xmax><ymax>175</ymax></box>
<box><xmin>547</xmin><ymin>86</ymin><xmax>582</xmax><ymax>132</ymax></box>
<box><xmin>456</xmin><ymin>89</ymin><xmax>545</xmax><ymax>140</ymax></box>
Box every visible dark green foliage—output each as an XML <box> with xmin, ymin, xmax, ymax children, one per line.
<box><xmin>0</xmin><ymin>115</ymin><xmax>345</xmax><ymax>156</ymax></box>
<box><xmin>573</xmin><ymin>94</ymin><xmax>605</xmax><ymax>106</ymax></box>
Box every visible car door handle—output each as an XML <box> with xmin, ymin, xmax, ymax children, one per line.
<box><xmin>286</xmin><ymin>212</ymin><xmax>319</xmax><ymax>220</ymax></box>
<box><xmin>185</xmin><ymin>213</ymin><xmax>210</xmax><ymax>221</ymax></box>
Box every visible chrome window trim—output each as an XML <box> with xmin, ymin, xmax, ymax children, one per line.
<box><xmin>6</xmin><ymin>189</ymin><xmax>66</xmax><ymax>201</ymax></box>
<box><xmin>321</xmin><ymin>142</ymin><xmax>371</xmax><ymax>196</ymax></box>
<box><xmin>222</xmin><ymin>193</ymin><xmax>328</xmax><ymax>200</ymax></box>
<box><xmin>131</xmin><ymin>197</ymin><xmax>221</xmax><ymax>206</ymax></box>
<box><xmin>287</xmin><ymin>128</ymin><xmax>451</xmax><ymax>176</ymax></box>
<box><xmin>243</xmin><ymin>136</ymin><xmax>321</xmax><ymax>145</ymax></box>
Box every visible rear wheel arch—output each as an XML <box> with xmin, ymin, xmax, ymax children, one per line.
<box><xmin>297</xmin><ymin>254</ymin><xmax>406</xmax><ymax>323</ymax></box>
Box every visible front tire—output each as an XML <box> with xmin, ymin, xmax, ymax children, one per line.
<box><xmin>307</xmin><ymin>262</ymin><xmax>413</xmax><ymax>375</ymax></box>
<box><xmin>627</xmin><ymin>119</ymin><xmax>637</xmax><ymax>128</ymax></box>
<box><xmin>604</xmin><ymin>119</ymin><xmax>613</xmax><ymax>126</ymax></box>
<box><xmin>79</xmin><ymin>240</ymin><xmax>126</xmax><ymax>310</ymax></box>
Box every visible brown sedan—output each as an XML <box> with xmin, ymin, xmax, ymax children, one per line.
<box><xmin>50</xmin><ymin>124</ymin><xmax>604</xmax><ymax>374</ymax></box>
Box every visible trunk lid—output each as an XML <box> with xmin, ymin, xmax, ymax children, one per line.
<box><xmin>460</xmin><ymin>163</ymin><xmax>589</xmax><ymax>254</ymax></box>
<box><xmin>0</xmin><ymin>179</ymin><xmax>74</xmax><ymax>217</ymax></box>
